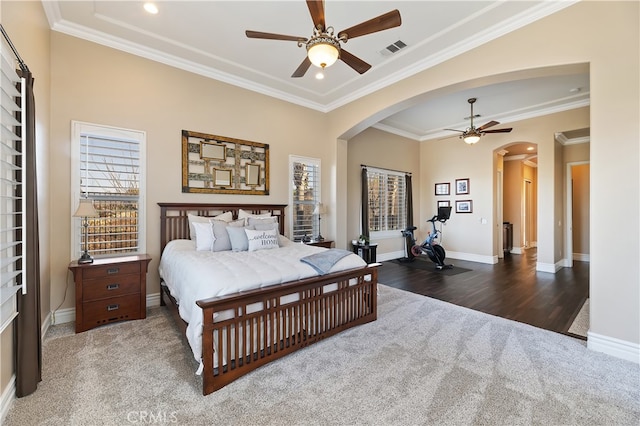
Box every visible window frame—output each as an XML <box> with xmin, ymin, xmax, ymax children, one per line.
<box><xmin>289</xmin><ymin>155</ymin><xmax>321</xmax><ymax>242</ymax></box>
<box><xmin>366</xmin><ymin>167</ymin><xmax>407</xmax><ymax>239</ymax></box>
<box><xmin>70</xmin><ymin>121</ymin><xmax>146</xmax><ymax>260</ymax></box>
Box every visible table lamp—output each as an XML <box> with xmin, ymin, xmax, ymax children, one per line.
<box><xmin>313</xmin><ymin>203</ymin><xmax>326</xmax><ymax>241</ymax></box>
<box><xmin>73</xmin><ymin>198</ymin><xmax>99</xmax><ymax>264</ymax></box>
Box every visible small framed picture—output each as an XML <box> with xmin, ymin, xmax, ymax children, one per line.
<box><xmin>435</xmin><ymin>182</ymin><xmax>450</xmax><ymax>196</ymax></box>
<box><xmin>455</xmin><ymin>200</ymin><xmax>473</xmax><ymax>213</ymax></box>
<box><xmin>455</xmin><ymin>178</ymin><xmax>470</xmax><ymax>195</ymax></box>
<box><xmin>437</xmin><ymin>200</ymin><xmax>450</xmax><ymax>208</ymax></box>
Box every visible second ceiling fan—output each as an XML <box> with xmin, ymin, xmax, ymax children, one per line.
<box><xmin>445</xmin><ymin>98</ymin><xmax>513</xmax><ymax>144</ymax></box>
<box><xmin>245</xmin><ymin>0</ymin><xmax>401</xmax><ymax>77</ymax></box>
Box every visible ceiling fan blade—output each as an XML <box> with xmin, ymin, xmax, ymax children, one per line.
<box><xmin>245</xmin><ymin>30</ymin><xmax>306</xmax><ymax>42</ymax></box>
<box><xmin>340</xmin><ymin>49</ymin><xmax>371</xmax><ymax>74</ymax></box>
<box><xmin>477</xmin><ymin>120</ymin><xmax>499</xmax><ymax>131</ymax></box>
<box><xmin>444</xmin><ymin>128</ymin><xmax>465</xmax><ymax>133</ymax></box>
<box><xmin>482</xmin><ymin>128</ymin><xmax>513</xmax><ymax>134</ymax></box>
<box><xmin>307</xmin><ymin>0</ymin><xmax>326</xmax><ymax>31</ymax></box>
<box><xmin>338</xmin><ymin>10</ymin><xmax>401</xmax><ymax>40</ymax></box>
<box><xmin>292</xmin><ymin>57</ymin><xmax>312</xmax><ymax>78</ymax></box>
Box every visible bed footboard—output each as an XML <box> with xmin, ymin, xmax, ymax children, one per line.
<box><xmin>197</xmin><ymin>264</ymin><xmax>378</xmax><ymax>395</ymax></box>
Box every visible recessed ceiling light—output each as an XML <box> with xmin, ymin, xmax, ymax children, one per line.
<box><xmin>315</xmin><ymin>72</ymin><xmax>324</xmax><ymax>80</ymax></box>
<box><xmin>144</xmin><ymin>2</ymin><xmax>158</xmax><ymax>14</ymax></box>
<box><xmin>527</xmin><ymin>146</ymin><xmax>535</xmax><ymax>151</ymax></box>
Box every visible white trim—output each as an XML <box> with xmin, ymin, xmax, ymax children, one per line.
<box><xmin>147</xmin><ymin>292</ymin><xmax>161</xmax><ymax>308</ymax></box>
<box><xmin>446</xmin><ymin>251</ymin><xmax>498</xmax><ymax>265</ymax></box>
<box><xmin>573</xmin><ymin>253</ymin><xmax>590</xmax><ymax>262</ymax></box>
<box><xmin>536</xmin><ymin>261</ymin><xmax>563</xmax><ymax>273</ymax></box>
<box><xmin>377</xmin><ymin>250</ymin><xmax>404</xmax><ymax>263</ymax></box>
<box><xmin>587</xmin><ymin>332</ymin><xmax>640</xmax><ymax>364</ymax></box>
<box><xmin>0</xmin><ymin>375</ymin><xmax>15</xmax><ymax>425</ymax></box>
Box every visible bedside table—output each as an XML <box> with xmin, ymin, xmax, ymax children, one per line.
<box><xmin>306</xmin><ymin>240</ymin><xmax>334</xmax><ymax>248</ymax></box>
<box><xmin>69</xmin><ymin>254</ymin><xmax>152</xmax><ymax>333</ymax></box>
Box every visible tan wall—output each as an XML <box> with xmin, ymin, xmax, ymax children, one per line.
<box><xmin>503</xmin><ymin>161</ymin><xmax>523</xmax><ymax>249</ymax></box>
<box><xmin>346</xmin><ymin>128</ymin><xmax>420</xmax><ymax>256</ymax></box>
<box><xmin>572</xmin><ymin>164</ymin><xmax>590</xmax><ymax>256</ymax></box>
<box><xmin>1</xmin><ymin>0</ymin><xmax>51</xmax><ymax>396</ymax></box>
<box><xmin>328</xmin><ymin>2</ymin><xmax>638</xmax><ymax>344</ymax></box>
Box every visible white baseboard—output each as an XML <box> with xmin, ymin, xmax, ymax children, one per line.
<box><xmin>588</xmin><ymin>332</ymin><xmax>640</xmax><ymax>364</ymax></box>
<box><xmin>446</xmin><ymin>251</ymin><xmax>498</xmax><ymax>265</ymax></box>
<box><xmin>377</xmin><ymin>250</ymin><xmax>404</xmax><ymax>262</ymax></box>
<box><xmin>0</xmin><ymin>375</ymin><xmax>15</xmax><ymax>425</ymax></box>
<box><xmin>536</xmin><ymin>260</ymin><xmax>563</xmax><ymax>273</ymax></box>
<box><xmin>51</xmin><ymin>293</ymin><xmax>162</xmax><ymax>325</ymax></box>
<box><xmin>573</xmin><ymin>253</ymin><xmax>590</xmax><ymax>262</ymax></box>
<box><xmin>510</xmin><ymin>246</ymin><xmax>523</xmax><ymax>255</ymax></box>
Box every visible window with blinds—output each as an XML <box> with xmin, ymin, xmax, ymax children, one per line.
<box><xmin>367</xmin><ymin>168</ymin><xmax>407</xmax><ymax>235</ymax></box>
<box><xmin>289</xmin><ymin>156</ymin><xmax>320</xmax><ymax>242</ymax></box>
<box><xmin>0</xmin><ymin>35</ymin><xmax>24</xmax><ymax>333</ymax></box>
<box><xmin>71</xmin><ymin>122</ymin><xmax>146</xmax><ymax>259</ymax></box>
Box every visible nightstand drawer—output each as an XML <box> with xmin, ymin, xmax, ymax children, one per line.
<box><xmin>82</xmin><ymin>273</ymin><xmax>141</xmax><ymax>301</ymax></box>
<box><xmin>82</xmin><ymin>294</ymin><xmax>141</xmax><ymax>327</ymax></box>
<box><xmin>82</xmin><ymin>262</ymin><xmax>140</xmax><ymax>279</ymax></box>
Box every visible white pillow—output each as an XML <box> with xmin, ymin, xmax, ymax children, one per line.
<box><xmin>192</xmin><ymin>221</ymin><xmax>215</xmax><ymax>251</ymax></box>
<box><xmin>238</xmin><ymin>209</ymin><xmax>272</xmax><ymax>220</ymax></box>
<box><xmin>246</xmin><ymin>228</ymin><xmax>280</xmax><ymax>252</ymax></box>
<box><xmin>226</xmin><ymin>226</ymin><xmax>249</xmax><ymax>252</ymax></box>
<box><xmin>188</xmin><ymin>211</ymin><xmax>233</xmax><ymax>239</ymax></box>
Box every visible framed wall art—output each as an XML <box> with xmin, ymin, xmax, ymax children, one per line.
<box><xmin>455</xmin><ymin>200</ymin><xmax>473</xmax><ymax>213</ymax></box>
<box><xmin>435</xmin><ymin>182</ymin><xmax>450</xmax><ymax>196</ymax></box>
<box><xmin>455</xmin><ymin>178</ymin><xmax>470</xmax><ymax>195</ymax></box>
<box><xmin>437</xmin><ymin>200</ymin><xmax>450</xmax><ymax>208</ymax></box>
<box><xmin>182</xmin><ymin>130</ymin><xmax>269</xmax><ymax>195</ymax></box>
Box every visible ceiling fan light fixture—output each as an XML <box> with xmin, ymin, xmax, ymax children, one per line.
<box><xmin>306</xmin><ymin>36</ymin><xmax>340</xmax><ymax>69</ymax></box>
<box><xmin>463</xmin><ymin>133</ymin><xmax>481</xmax><ymax>144</ymax></box>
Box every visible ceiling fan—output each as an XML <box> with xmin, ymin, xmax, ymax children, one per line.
<box><xmin>445</xmin><ymin>98</ymin><xmax>513</xmax><ymax>144</ymax></box>
<box><xmin>245</xmin><ymin>0</ymin><xmax>401</xmax><ymax>78</ymax></box>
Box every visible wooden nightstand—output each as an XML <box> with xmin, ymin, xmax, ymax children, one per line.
<box><xmin>69</xmin><ymin>254</ymin><xmax>152</xmax><ymax>333</ymax></box>
<box><xmin>307</xmin><ymin>240</ymin><xmax>334</xmax><ymax>248</ymax></box>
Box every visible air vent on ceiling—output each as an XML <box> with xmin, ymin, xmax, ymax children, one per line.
<box><xmin>380</xmin><ymin>40</ymin><xmax>407</xmax><ymax>56</ymax></box>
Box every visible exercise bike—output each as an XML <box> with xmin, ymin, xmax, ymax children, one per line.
<box><xmin>404</xmin><ymin>206</ymin><xmax>453</xmax><ymax>270</ymax></box>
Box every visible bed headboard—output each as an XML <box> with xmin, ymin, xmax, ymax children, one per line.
<box><xmin>158</xmin><ymin>203</ymin><xmax>287</xmax><ymax>252</ymax></box>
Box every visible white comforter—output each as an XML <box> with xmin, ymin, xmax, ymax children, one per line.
<box><xmin>158</xmin><ymin>237</ymin><xmax>367</xmax><ymax>363</ymax></box>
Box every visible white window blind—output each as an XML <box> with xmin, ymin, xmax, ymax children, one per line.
<box><xmin>367</xmin><ymin>167</ymin><xmax>407</xmax><ymax>235</ymax></box>
<box><xmin>0</xmin><ymin>35</ymin><xmax>24</xmax><ymax>333</ymax></box>
<box><xmin>289</xmin><ymin>156</ymin><xmax>320</xmax><ymax>242</ymax></box>
<box><xmin>71</xmin><ymin>122</ymin><xmax>146</xmax><ymax>259</ymax></box>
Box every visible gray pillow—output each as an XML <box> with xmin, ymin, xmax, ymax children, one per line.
<box><xmin>211</xmin><ymin>218</ymin><xmax>245</xmax><ymax>251</ymax></box>
<box><xmin>226</xmin><ymin>226</ymin><xmax>249</xmax><ymax>251</ymax></box>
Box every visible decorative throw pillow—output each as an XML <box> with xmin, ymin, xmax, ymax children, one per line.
<box><xmin>245</xmin><ymin>228</ymin><xmax>280</xmax><ymax>252</ymax></box>
<box><xmin>251</xmin><ymin>221</ymin><xmax>279</xmax><ymax>232</ymax></box>
<box><xmin>238</xmin><ymin>209</ymin><xmax>272</xmax><ymax>220</ymax></box>
<box><xmin>211</xmin><ymin>218</ymin><xmax>245</xmax><ymax>252</ymax></box>
<box><xmin>192</xmin><ymin>221</ymin><xmax>215</xmax><ymax>251</ymax></box>
<box><xmin>188</xmin><ymin>211</ymin><xmax>232</xmax><ymax>239</ymax></box>
<box><xmin>226</xmin><ymin>226</ymin><xmax>250</xmax><ymax>252</ymax></box>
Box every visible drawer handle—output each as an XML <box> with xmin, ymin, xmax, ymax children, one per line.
<box><xmin>107</xmin><ymin>267</ymin><xmax>120</xmax><ymax>275</ymax></box>
<box><xmin>107</xmin><ymin>304</ymin><xmax>120</xmax><ymax>311</ymax></box>
<box><xmin>106</xmin><ymin>283</ymin><xmax>120</xmax><ymax>291</ymax></box>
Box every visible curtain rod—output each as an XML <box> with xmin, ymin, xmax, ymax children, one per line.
<box><xmin>361</xmin><ymin>164</ymin><xmax>411</xmax><ymax>176</ymax></box>
<box><xmin>0</xmin><ymin>24</ymin><xmax>29</xmax><ymax>73</ymax></box>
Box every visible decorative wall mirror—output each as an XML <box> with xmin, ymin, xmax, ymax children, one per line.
<box><xmin>245</xmin><ymin>163</ymin><xmax>261</xmax><ymax>186</ymax></box>
<box><xmin>182</xmin><ymin>130</ymin><xmax>269</xmax><ymax>195</ymax></box>
<box><xmin>200</xmin><ymin>141</ymin><xmax>226</xmax><ymax>161</ymax></box>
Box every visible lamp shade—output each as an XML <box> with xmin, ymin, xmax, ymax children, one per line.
<box><xmin>313</xmin><ymin>203</ymin><xmax>327</xmax><ymax>215</ymax></box>
<box><xmin>73</xmin><ymin>199</ymin><xmax>99</xmax><ymax>218</ymax></box>
<box><xmin>307</xmin><ymin>41</ymin><xmax>339</xmax><ymax>69</ymax></box>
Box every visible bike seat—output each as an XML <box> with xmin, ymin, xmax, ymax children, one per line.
<box><xmin>404</xmin><ymin>226</ymin><xmax>417</xmax><ymax>231</ymax></box>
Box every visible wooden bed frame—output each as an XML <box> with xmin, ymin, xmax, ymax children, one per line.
<box><xmin>158</xmin><ymin>202</ymin><xmax>378</xmax><ymax>395</ymax></box>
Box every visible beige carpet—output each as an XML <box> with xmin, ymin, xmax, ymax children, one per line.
<box><xmin>5</xmin><ymin>285</ymin><xmax>639</xmax><ymax>425</ymax></box>
<box><xmin>568</xmin><ymin>298</ymin><xmax>589</xmax><ymax>337</ymax></box>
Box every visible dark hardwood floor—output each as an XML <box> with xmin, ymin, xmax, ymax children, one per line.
<box><xmin>377</xmin><ymin>248</ymin><xmax>589</xmax><ymax>338</ymax></box>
